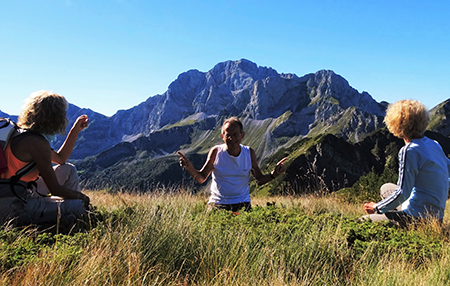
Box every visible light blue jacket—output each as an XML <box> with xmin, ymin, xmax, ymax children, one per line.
<box><xmin>376</xmin><ymin>137</ymin><xmax>450</xmax><ymax>219</ymax></box>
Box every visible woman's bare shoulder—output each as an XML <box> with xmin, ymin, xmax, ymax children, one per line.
<box><xmin>13</xmin><ymin>133</ymin><xmax>48</xmax><ymax>146</ymax></box>
<box><xmin>11</xmin><ymin>134</ymin><xmax>50</xmax><ymax>160</ymax></box>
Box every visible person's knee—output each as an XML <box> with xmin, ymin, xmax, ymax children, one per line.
<box><xmin>54</xmin><ymin>163</ymin><xmax>81</xmax><ymax>191</ymax></box>
<box><xmin>54</xmin><ymin>163</ymin><xmax>78</xmax><ymax>176</ymax></box>
<box><xmin>380</xmin><ymin>183</ymin><xmax>398</xmax><ymax>199</ymax></box>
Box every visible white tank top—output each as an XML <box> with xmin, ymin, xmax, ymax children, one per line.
<box><xmin>209</xmin><ymin>144</ymin><xmax>252</xmax><ymax>204</ymax></box>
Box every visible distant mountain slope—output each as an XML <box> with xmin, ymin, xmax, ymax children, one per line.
<box><xmin>4</xmin><ymin>59</ymin><xmax>386</xmax><ymax>160</ymax></box>
<box><xmin>429</xmin><ymin>99</ymin><xmax>450</xmax><ymax>136</ymax></box>
<box><xmin>64</xmin><ymin>59</ymin><xmax>386</xmax><ymax>160</ymax></box>
<box><xmin>0</xmin><ymin>111</ymin><xmax>17</xmax><ymax>122</ymax></box>
<box><xmin>78</xmin><ymin>128</ymin><xmax>450</xmax><ymax>194</ymax></box>
<box><xmin>108</xmin><ymin>59</ymin><xmax>386</xmax><ymax>134</ymax></box>
<box><xmin>3</xmin><ymin>59</ymin><xmax>449</xmax><ymax>194</ymax></box>
<box><xmin>255</xmin><ymin>129</ymin><xmax>450</xmax><ymax>195</ymax></box>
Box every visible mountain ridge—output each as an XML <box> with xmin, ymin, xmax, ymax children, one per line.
<box><xmin>2</xmin><ymin>59</ymin><xmax>449</xmax><ymax>194</ymax></box>
<box><xmin>71</xmin><ymin>59</ymin><xmax>386</xmax><ymax>159</ymax></box>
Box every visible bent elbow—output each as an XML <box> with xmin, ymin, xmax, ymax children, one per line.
<box><xmin>196</xmin><ymin>177</ymin><xmax>206</xmax><ymax>184</ymax></box>
<box><xmin>52</xmin><ymin>158</ymin><xmax>67</xmax><ymax>165</ymax></box>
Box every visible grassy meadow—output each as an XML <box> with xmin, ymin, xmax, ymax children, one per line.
<box><xmin>1</xmin><ymin>187</ymin><xmax>450</xmax><ymax>285</ymax></box>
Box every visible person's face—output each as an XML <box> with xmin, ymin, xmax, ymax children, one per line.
<box><xmin>221</xmin><ymin>122</ymin><xmax>244</xmax><ymax>147</ymax></box>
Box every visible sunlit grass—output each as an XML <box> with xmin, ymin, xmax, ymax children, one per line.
<box><xmin>1</xmin><ymin>188</ymin><xmax>450</xmax><ymax>285</ymax></box>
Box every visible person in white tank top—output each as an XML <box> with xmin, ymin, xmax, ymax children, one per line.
<box><xmin>177</xmin><ymin>117</ymin><xmax>287</xmax><ymax>212</ymax></box>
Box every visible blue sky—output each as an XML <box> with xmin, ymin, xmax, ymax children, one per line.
<box><xmin>1</xmin><ymin>0</ymin><xmax>449</xmax><ymax>116</ymax></box>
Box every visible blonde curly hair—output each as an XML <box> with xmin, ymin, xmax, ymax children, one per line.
<box><xmin>18</xmin><ymin>90</ymin><xmax>68</xmax><ymax>134</ymax></box>
<box><xmin>384</xmin><ymin>99</ymin><xmax>429</xmax><ymax>140</ymax></box>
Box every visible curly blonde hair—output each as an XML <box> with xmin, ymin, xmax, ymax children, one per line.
<box><xmin>384</xmin><ymin>99</ymin><xmax>429</xmax><ymax>139</ymax></box>
<box><xmin>18</xmin><ymin>90</ymin><xmax>68</xmax><ymax>134</ymax></box>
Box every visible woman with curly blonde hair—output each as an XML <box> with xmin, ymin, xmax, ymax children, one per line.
<box><xmin>18</xmin><ymin>91</ymin><xmax>69</xmax><ymax>135</ymax></box>
<box><xmin>1</xmin><ymin>90</ymin><xmax>90</xmax><ymax>226</ymax></box>
<box><xmin>363</xmin><ymin>99</ymin><xmax>450</xmax><ymax>227</ymax></box>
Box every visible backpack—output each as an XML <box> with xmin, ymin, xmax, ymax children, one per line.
<box><xmin>0</xmin><ymin>118</ymin><xmax>37</xmax><ymax>223</ymax></box>
<box><xmin>0</xmin><ymin>118</ymin><xmax>18</xmax><ymax>174</ymax></box>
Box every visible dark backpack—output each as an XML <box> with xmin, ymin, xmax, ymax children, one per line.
<box><xmin>0</xmin><ymin>118</ymin><xmax>37</xmax><ymax>206</ymax></box>
<box><xmin>0</xmin><ymin>117</ymin><xmax>19</xmax><ymax>174</ymax></box>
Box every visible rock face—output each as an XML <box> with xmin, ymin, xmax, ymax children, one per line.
<box><xmin>280</xmin><ymin>130</ymin><xmax>403</xmax><ymax>194</ymax></box>
<box><xmin>61</xmin><ymin>59</ymin><xmax>392</xmax><ymax>191</ymax></box>
<box><xmin>61</xmin><ymin>59</ymin><xmax>386</xmax><ymax>160</ymax></box>
<box><xmin>271</xmin><ymin>129</ymin><xmax>450</xmax><ymax>195</ymax></box>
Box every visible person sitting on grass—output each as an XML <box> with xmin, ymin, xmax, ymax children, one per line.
<box><xmin>1</xmin><ymin>90</ymin><xmax>90</xmax><ymax>226</ymax></box>
<box><xmin>177</xmin><ymin>117</ymin><xmax>287</xmax><ymax>212</ymax></box>
<box><xmin>362</xmin><ymin>99</ymin><xmax>450</xmax><ymax>227</ymax></box>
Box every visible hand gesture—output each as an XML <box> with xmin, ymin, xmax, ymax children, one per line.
<box><xmin>272</xmin><ymin>157</ymin><xmax>287</xmax><ymax>178</ymax></box>
<box><xmin>177</xmin><ymin>151</ymin><xmax>193</xmax><ymax>171</ymax></box>
<box><xmin>364</xmin><ymin>202</ymin><xmax>377</xmax><ymax>214</ymax></box>
<box><xmin>72</xmin><ymin>115</ymin><xmax>89</xmax><ymax>132</ymax></box>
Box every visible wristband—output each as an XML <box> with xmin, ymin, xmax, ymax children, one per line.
<box><xmin>270</xmin><ymin>172</ymin><xmax>276</xmax><ymax>179</ymax></box>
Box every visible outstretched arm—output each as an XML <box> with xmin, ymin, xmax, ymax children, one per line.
<box><xmin>250</xmin><ymin>148</ymin><xmax>287</xmax><ymax>185</ymax></box>
<box><xmin>178</xmin><ymin>147</ymin><xmax>218</xmax><ymax>184</ymax></box>
<box><xmin>52</xmin><ymin>115</ymin><xmax>89</xmax><ymax>164</ymax></box>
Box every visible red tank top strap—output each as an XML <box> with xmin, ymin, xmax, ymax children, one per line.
<box><xmin>0</xmin><ymin>143</ymin><xmax>39</xmax><ymax>182</ymax></box>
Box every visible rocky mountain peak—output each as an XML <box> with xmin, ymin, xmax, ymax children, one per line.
<box><xmin>41</xmin><ymin>59</ymin><xmax>390</xmax><ymax>159</ymax></box>
<box><xmin>306</xmin><ymin>69</ymin><xmax>385</xmax><ymax>116</ymax></box>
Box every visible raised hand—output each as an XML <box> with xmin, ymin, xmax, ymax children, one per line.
<box><xmin>73</xmin><ymin>115</ymin><xmax>89</xmax><ymax>132</ymax></box>
<box><xmin>272</xmin><ymin>157</ymin><xmax>287</xmax><ymax>177</ymax></box>
<box><xmin>177</xmin><ymin>151</ymin><xmax>193</xmax><ymax>171</ymax></box>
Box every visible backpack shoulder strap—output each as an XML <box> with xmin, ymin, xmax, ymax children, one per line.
<box><xmin>0</xmin><ymin>118</ymin><xmax>21</xmax><ymax>149</ymax></box>
<box><xmin>2</xmin><ymin>123</ymin><xmax>41</xmax><ymax>180</ymax></box>
<box><xmin>9</xmin><ymin>131</ymin><xmax>44</xmax><ymax>148</ymax></box>
<box><xmin>14</xmin><ymin>161</ymin><xmax>38</xmax><ymax>179</ymax></box>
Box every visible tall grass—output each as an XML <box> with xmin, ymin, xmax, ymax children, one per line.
<box><xmin>1</xmin><ymin>188</ymin><xmax>450</xmax><ymax>285</ymax></box>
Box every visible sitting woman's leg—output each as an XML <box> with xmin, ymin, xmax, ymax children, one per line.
<box><xmin>24</xmin><ymin>196</ymin><xmax>85</xmax><ymax>225</ymax></box>
<box><xmin>359</xmin><ymin>183</ymin><xmax>409</xmax><ymax>227</ymax></box>
<box><xmin>379</xmin><ymin>183</ymin><xmax>403</xmax><ymax>211</ymax></box>
<box><xmin>380</xmin><ymin>183</ymin><xmax>398</xmax><ymax>199</ymax></box>
<box><xmin>33</xmin><ymin>163</ymin><xmax>81</xmax><ymax>197</ymax></box>
<box><xmin>360</xmin><ymin>211</ymin><xmax>414</xmax><ymax>228</ymax></box>
<box><xmin>53</xmin><ymin>163</ymin><xmax>81</xmax><ymax>192</ymax></box>
<box><xmin>23</xmin><ymin>163</ymin><xmax>85</xmax><ymax>225</ymax></box>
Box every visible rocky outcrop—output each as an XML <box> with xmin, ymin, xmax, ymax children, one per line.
<box><xmin>273</xmin><ymin>129</ymin><xmax>450</xmax><ymax>195</ymax></box>
<box><xmin>278</xmin><ymin>131</ymin><xmax>397</xmax><ymax>194</ymax></box>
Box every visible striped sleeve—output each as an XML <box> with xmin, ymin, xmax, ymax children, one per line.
<box><xmin>376</xmin><ymin>143</ymin><xmax>413</xmax><ymax>213</ymax></box>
